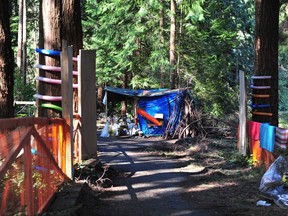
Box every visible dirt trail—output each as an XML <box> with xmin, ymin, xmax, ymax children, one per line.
<box><xmin>44</xmin><ymin>135</ymin><xmax>288</xmax><ymax>216</ymax></box>
<box><xmin>93</xmin><ymin>136</ymin><xmax>214</xmax><ymax>216</ymax></box>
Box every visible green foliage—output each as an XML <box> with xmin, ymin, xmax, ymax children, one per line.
<box><xmin>8</xmin><ymin>0</ymin><xmax>256</xmax><ymax>118</ymax></box>
<box><xmin>13</xmin><ymin>68</ymin><xmax>35</xmax><ymax>101</ymax></box>
<box><xmin>279</xmin><ymin>3</ymin><xmax>288</xmax><ymax>113</ymax></box>
<box><xmin>176</xmin><ymin>0</ymin><xmax>254</xmax><ymax>116</ymax></box>
<box><xmin>81</xmin><ymin>0</ymin><xmax>255</xmax><ymax>117</ymax></box>
<box><xmin>10</xmin><ymin>0</ymin><xmax>39</xmax><ymax>104</ymax></box>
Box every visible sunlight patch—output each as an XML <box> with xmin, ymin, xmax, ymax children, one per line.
<box><xmin>188</xmin><ymin>181</ymin><xmax>239</xmax><ymax>192</ymax></box>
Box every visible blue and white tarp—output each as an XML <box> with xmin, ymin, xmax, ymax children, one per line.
<box><xmin>105</xmin><ymin>87</ymin><xmax>188</xmax><ymax>136</ymax></box>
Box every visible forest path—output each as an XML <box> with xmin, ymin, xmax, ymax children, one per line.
<box><xmin>92</xmin><ymin>136</ymin><xmax>213</xmax><ymax>216</ymax></box>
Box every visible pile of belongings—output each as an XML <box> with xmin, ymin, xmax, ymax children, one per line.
<box><xmin>100</xmin><ymin>117</ymin><xmax>141</xmax><ymax>137</ymax></box>
<box><xmin>260</xmin><ymin>155</ymin><xmax>288</xmax><ymax>209</ymax></box>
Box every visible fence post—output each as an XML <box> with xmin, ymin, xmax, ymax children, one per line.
<box><xmin>78</xmin><ymin>49</ymin><xmax>97</xmax><ymax>160</ymax></box>
<box><xmin>61</xmin><ymin>41</ymin><xmax>73</xmax><ymax>178</ymax></box>
<box><xmin>239</xmin><ymin>70</ymin><xmax>247</xmax><ymax>155</ymax></box>
<box><xmin>24</xmin><ymin>136</ymin><xmax>34</xmax><ymax>215</ymax></box>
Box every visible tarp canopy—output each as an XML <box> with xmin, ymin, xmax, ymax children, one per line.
<box><xmin>104</xmin><ymin>87</ymin><xmax>188</xmax><ymax>136</ymax></box>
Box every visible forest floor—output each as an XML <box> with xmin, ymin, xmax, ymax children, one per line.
<box><xmin>43</xmin><ymin>132</ymin><xmax>288</xmax><ymax>216</ymax></box>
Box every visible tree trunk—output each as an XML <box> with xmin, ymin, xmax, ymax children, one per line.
<box><xmin>16</xmin><ymin>0</ymin><xmax>27</xmax><ymax>89</ymax></box>
<box><xmin>17</xmin><ymin>0</ymin><xmax>23</xmax><ymax>68</ymax></box>
<box><xmin>0</xmin><ymin>0</ymin><xmax>14</xmax><ymax>118</ymax></box>
<box><xmin>37</xmin><ymin>0</ymin><xmax>45</xmax><ymax>117</ymax></box>
<box><xmin>169</xmin><ymin>0</ymin><xmax>176</xmax><ymax>89</ymax></box>
<box><xmin>62</xmin><ymin>0</ymin><xmax>83</xmax><ymax>56</ymax></box>
<box><xmin>40</xmin><ymin>0</ymin><xmax>62</xmax><ymax>117</ymax></box>
<box><xmin>121</xmin><ymin>71</ymin><xmax>128</xmax><ymax>117</ymax></box>
<box><xmin>177</xmin><ymin>5</ymin><xmax>183</xmax><ymax>88</ymax></box>
<box><xmin>159</xmin><ymin>0</ymin><xmax>165</xmax><ymax>88</ymax></box>
<box><xmin>62</xmin><ymin>0</ymin><xmax>83</xmax><ymax>113</ymax></box>
<box><xmin>22</xmin><ymin>0</ymin><xmax>27</xmax><ymax>86</ymax></box>
<box><xmin>253</xmin><ymin>0</ymin><xmax>279</xmax><ymax>126</ymax></box>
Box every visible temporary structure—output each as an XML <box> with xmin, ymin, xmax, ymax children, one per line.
<box><xmin>104</xmin><ymin>87</ymin><xmax>191</xmax><ymax>136</ymax></box>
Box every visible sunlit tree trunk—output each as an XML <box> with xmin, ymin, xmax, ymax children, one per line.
<box><xmin>17</xmin><ymin>0</ymin><xmax>27</xmax><ymax>88</ymax></box>
<box><xmin>121</xmin><ymin>71</ymin><xmax>128</xmax><ymax>117</ymax></box>
<box><xmin>0</xmin><ymin>0</ymin><xmax>14</xmax><ymax>118</ymax></box>
<box><xmin>22</xmin><ymin>0</ymin><xmax>27</xmax><ymax>86</ymax></box>
<box><xmin>169</xmin><ymin>0</ymin><xmax>176</xmax><ymax>89</ymax></box>
<box><xmin>177</xmin><ymin>5</ymin><xmax>183</xmax><ymax>88</ymax></box>
<box><xmin>253</xmin><ymin>0</ymin><xmax>279</xmax><ymax>126</ymax></box>
<box><xmin>17</xmin><ymin>0</ymin><xmax>23</xmax><ymax>68</ymax></box>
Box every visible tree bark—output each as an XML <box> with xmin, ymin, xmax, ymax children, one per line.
<box><xmin>169</xmin><ymin>0</ymin><xmax>176</xmax><ymax>89</ymax></box>
<box><xmin>62</xmin><ymin>0</ymin><xmax>83</xmax><ymax>57</ymax></box>
<box><xmin>22</xmin><ymin>0</ymin><xmax>27</xmax><ymax>86</ymax></box>
<box><xmin>253</xmin><ymin>0</ymin><xmax>279</xmax><ymax>126</ymax></box>
<box><xmin>62</xmin><ymin>0</ymin><xmax>83</xmax><ymax>113</ymax></box>
<box><xmin>39</xmin><ymin>0</ymin><xmax>62</xmax><ymax>117</ymax></box>
<box><xmin>17</xmin><ymin>0</ymin><xmax>23</xmax><ymax>68</ymax></box>
<box><xmin>159</xmin><ymin>0</ymin><xmax>165</xmax><ymax>88</ymax></box>
<box><xmin>0</xmin><ymin>0</ymin><xmax>14</xmax><ymax>118</ymax></box>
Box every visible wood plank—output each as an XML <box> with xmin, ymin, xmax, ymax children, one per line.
<box><xmin>24</xmin><ymin>136</ymin><xmax>34</xmax><ymax>215</ymax></box>
<box><xmin>61</xmin><ymin>42</ymin><xmax>74</xmax><ymax>179</ymax></box>
<box><xmin>0</xmin><ymin>117</ymin><xmax>64</xmax><ymax>130</ymax></box>
<box><xmin>78</xmin><ymin>49</ymin><xmax>97</xmax><ymax>160</ymax></box>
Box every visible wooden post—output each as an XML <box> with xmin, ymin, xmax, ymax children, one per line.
<box><xmin>24</xmin><ymin>136</ymin><xmax>34</xmax><ymax>215</ymax></box>
<box><xmin>78</xmin><ymin>49</ymin><xmax>97</xmax><ymax>160</ymax></box>
<box><xmin>239</xmin><ymin>70</ymin><xmax>247</xmax><ymax>155</ymax></box>
<box><xmin>61</xmin><ymin>41</ymin><xmax>73</xmax><ymax>178</ymax></box>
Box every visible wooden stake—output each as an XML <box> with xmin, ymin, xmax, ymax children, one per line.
<box><xmin>61</xmin><ymin>41</ymin><xmax>73</xmax><ymax>179</ymax></box>
<box><xmin>239</xmin><ymin>70</ymin><xmax>247</xmax><ymax>155</ymax></box>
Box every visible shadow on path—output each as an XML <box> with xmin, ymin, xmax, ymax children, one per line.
<box><xmin>93</xmin><ymin>136</ymin><xmax>214</xmax><ymax>216</ymax></box>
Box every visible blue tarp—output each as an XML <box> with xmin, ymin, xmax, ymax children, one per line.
<box><xmin>105</xmin><ymin>87</ymin><xmax>188</xmax><ymax>136</ymax></box>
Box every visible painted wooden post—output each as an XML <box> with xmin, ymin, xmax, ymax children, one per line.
<box><xmin>24</xmin><ymin>136</ymin><xmax>34</xmax><ymax>215</ymax></box>
<box><xmin>239</xmin><ymin>70</ymin><xmax>247</xmax><ymax>155</ymax></box>
<box><xmin>61</xmin><ymin>41</ymin><xmax>73</xmax><ymax>178</ymax></box>
<box><xmin>78</xmin><ymin>49</ymin><xmax>97</xmax><ymax>160</ymax></box>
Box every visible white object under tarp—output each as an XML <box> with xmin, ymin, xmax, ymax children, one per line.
<box><xmin>100</xmin><ymin>122</ymin><xmax>110</xmax><ymax>137</ymax></box>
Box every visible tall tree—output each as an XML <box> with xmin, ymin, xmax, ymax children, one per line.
<box><xmin>17</xmin><ymin>0</ymin><xmax>27</xmax><ymax>87</ymax></box>
<box><xmin>38</xmin><ymin>0</ymin><xmax>62</xmax><ymax>117</ymax></box>
<box><xmin>62</xmin><ymin>0</ymin><xmax>83</xmax><ymax>113</ymax></box>
<box><xmin>62</xmin><ymin>0</ymin><xmax>83</xmax><ymax>57</ymax></box>
<box><xmin>159</xmin><ymin>0</ymin><xmax>165</xmax><ymax>88</ymax></box>
<box><xmin>38</xmin><ymin>0</ymin><xmax>83</xmax><ymax>116</ymax></box>
<box><xmin>169</xmin><ymin>0</ymin><xmax>176</xmax><ymax>89</ymax></box>
<box><xmin>0</xmin><ymin>0</ymin><xmax>14</xmax><ymax>118</ymax></box>
<box><xmin>16</xmin><ymin>0</ymin><xmax>23</xmax><ymax>67</ymax></box>
<box><xmin>253</xmin><ymin>0</ymin><xmax>279</xmax><ymax>126</ymax></box>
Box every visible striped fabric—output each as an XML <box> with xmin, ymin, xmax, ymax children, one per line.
<box><xmin>275</xmin><ymin>127</ymin><xmax>288</xmax><ymax>149</ymax></box>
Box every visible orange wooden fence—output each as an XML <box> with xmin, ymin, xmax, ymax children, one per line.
<box><xmin>0</xmin><ymin>117</ymin><xmax>79</xmax><ymax>215</ymax></box>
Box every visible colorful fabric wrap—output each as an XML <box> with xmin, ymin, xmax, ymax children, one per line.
<box><xmin>247</xmin><ymin>121</ymin><xmax>261</xmax><ymax>140</ymax></box>
<box><xmin>260</xmin><ymin>123</ymin><xmax>276</xmax><ymax>153</ymax></box>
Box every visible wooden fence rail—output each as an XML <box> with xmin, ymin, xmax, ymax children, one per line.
<box><xmin>0</xmin><ymin>117</ymin><xmax>77</xmax><ymax>215</ymax></box>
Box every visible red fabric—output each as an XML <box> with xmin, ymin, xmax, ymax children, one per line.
<box><xmin>137</xmin><ymin>108</ymin><xmax>162</xmax><ymax>126</ymax></box>
<box><xmin>247</xmin><ymin>121</ymin><xmax>261</xmax><ymax>140</ymax></box>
